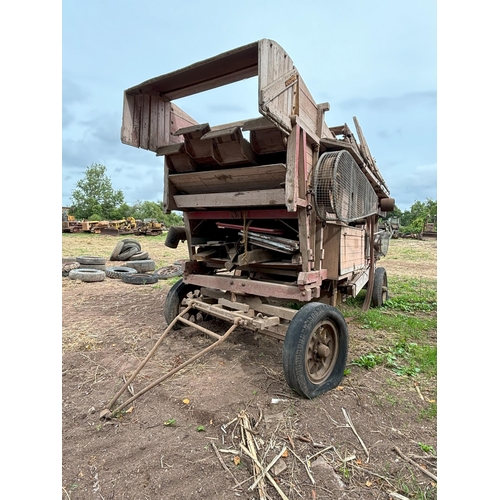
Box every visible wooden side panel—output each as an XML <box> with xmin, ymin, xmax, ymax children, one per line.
<box><xmin>321</xmin><ymin>223</ymin><xmax>341</xmax><ymax>279</ymax></box>
<box><xmin>121</xmin><ymin>93</ymin><xmax>137</xmax><ymax>147</ymax></box>
<box><xmin>340</xmin><ymin>227</ymin><xmax>366</xmax><ymax>275</ymax></box>
<box><xmin>121</xmin><ymin>94</ymin><xmax>198</xmax><ymax>151</ymax></box>
<box><xmin>258</xmin><ymin>39</ymin><xmax>296</xmax><ymax>133</ymax></box>
<box><xmin>174</xmin><ymin>189</ymin><xmax>285</xmax><ymax>208</ymax></box>
<box><xmin>170</xmin><ymin>164</ymin><xmax>285</xmax><ymax>194</ymax></box>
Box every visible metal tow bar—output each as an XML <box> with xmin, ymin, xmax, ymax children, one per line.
<box><xmin>100</xmin><ymin>301</ymin><xmax>241</xmax><ymax>419</ymax></box>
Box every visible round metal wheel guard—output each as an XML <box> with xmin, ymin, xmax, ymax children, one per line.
<box><xmin>154</xmin><ymin>264</ymin><xmax>182</xmax><ymax>279</ymax></box>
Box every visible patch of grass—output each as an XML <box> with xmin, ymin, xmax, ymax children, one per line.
<box><xmin>351</xmin><ymin>341</ymin><xmax>436</xmax><ymax>379</ymax></box>
<box><xmin>419</xmin><ymin>402</ymin><xmax>437</xmax><ymax>420</ymax></box>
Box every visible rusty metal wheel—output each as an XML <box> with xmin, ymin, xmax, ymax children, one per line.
<box><xmin>282</xmin><ymin>302</ymin><xmax>348</xmax><ymax>399</ymax></box>
<box><xmin>164</xmin><ymin>279</ymin><xmax>208</xmax><ymax>330</ymax></box>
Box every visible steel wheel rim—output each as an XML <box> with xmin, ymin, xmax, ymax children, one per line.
<box><xmin>305</xmin><ymin>320</ymin><xmax>339</xmax><ymax>384</ymax></box>
<box><xmin>180</xmin><ymin>289</ymin><xmax>205</xmax><ymax>323</ymax></box>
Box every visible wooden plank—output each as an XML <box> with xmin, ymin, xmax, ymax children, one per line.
<box><xmin>193</xmin><ymin>249</ymin><xmax>217</xmax><ymax>261</ymax></box>
<box><xmin>157</xmin><ymin>99</ymin><xmax>166</xmax><ymax>148</ymax></box>
<box><xmin>125</xmin><ymin>41</ymin><xmax>259</xmax><ymax>100</ymax></box>
<box><xmin>237</xmin><ymin>249</ymin><xmax>275</xmax><ymax>265</ymax></box>
<box><xmin>133</xmin><ymin>94</ymin><xmax>142</xmax><ymax>147</ymax></box>
<box><xmin>169</xmin><ymin>164</ymin><xmax>285</xmax><ymax>194</ymax></box>
<box><xmin>174</xmin><ymin>189</ymin><xmax>285</xmax><ymax>208</ymax></box>
<box><xmin>140</xmin><ymin>95</ymin><xmax>150</xmax><ymax>150</ymax></box>
<box><xmin>149</xmin><ymin>95</ymin><xmax>159</xmax><ymax>152</ymax></box>
<box><xmin>120</xmin><ymin>93</ymin><xmax>136</xmax><ymax>146</ymax></box>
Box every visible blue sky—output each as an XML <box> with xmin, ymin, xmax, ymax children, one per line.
<box><xmin>62</xmin><ymin>0</ymin><xmax>437</xmax><ymax>212</ymax></box>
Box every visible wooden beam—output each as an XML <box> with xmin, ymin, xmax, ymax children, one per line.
<box><xmin>173</xmin><ymin>189</ymin><xmax>285</xmax><ymax>208</ymax></box>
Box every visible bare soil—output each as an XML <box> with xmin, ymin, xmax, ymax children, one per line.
<box><xmin>62</xmin><ymin>236</ymin><xmax>437</xmax><ymax>500</ymax></box>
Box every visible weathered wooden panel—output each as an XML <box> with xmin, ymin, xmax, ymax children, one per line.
<box><xmin>201</xmin><ymin>126</ymin><xmax>256</xmax><ymax>166</ymax></box>
<box><xmin>169</xmin><ymin>164</ymin><xmax>286</xmax><ymax>194</ymax></box>
<box><xmin>174</xmin><ymin>189</ymin><xmax>286</xmax><ymax>208</ymax></box>
<box><xmin>340</xmin><ymin>226</ymin><xmax>366</xmax><ymax>275</ymax></box>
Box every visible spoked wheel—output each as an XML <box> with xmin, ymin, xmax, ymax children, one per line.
<box><xmin>164</xmin><ymin>279</ymin><xmax>208</xmax><ymax>330</ymax></box>
<box><xmin>371</xmin><ymin>267</ymin><xmax>389</xmax><ymax>307</ymax></box>
<box><xmin>282</xmin><ymin>302</ymin><xmax>348</xmax><ymax>399</ymax></box>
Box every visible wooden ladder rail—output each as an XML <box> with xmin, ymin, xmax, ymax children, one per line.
<box><xmin>100</xmin><ymin>302</ymin><xmax>241</xmax><ymax>419</ymax></box>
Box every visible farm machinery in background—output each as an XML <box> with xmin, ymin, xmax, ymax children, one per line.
<box><xmin>101</xmin><ymin>38</ymin><xmax>398</xmax><ymax>417</ymax></box>
<box><xmin>61</xmin><ymin>210</ymin><xmax>167</xmax><ymax>236</ymax></box>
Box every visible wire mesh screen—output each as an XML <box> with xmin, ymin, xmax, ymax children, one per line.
<box><xmin>313</xmin><ymin>151</ymin><xmax>379</xmax><ymax>223</ymax></box>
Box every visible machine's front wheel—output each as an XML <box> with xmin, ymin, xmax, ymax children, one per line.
<box><xmin>164</xmin><ymin>279</ymin><xmax>207</xmax><ymax>330</ymax></box>
<box><xmin>282</xmin><ymin>302</ymin><xmax>348</xmax><ymax>399</ymax></box>
<box><xmin>371</xmin><ymin>267</ymin><xmax>388</xmax><ymax>307</ymax></box>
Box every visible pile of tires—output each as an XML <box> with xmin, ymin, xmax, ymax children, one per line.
<box><xmin>109</xmin><ymin>239</ymin><xmax>150</xmax><ymax>262</ymax></box>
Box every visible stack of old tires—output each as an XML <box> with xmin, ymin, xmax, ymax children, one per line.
<box><xmin>67</xmin><ymin>255</ymin><xmax>107</xmax><ymax>282</ymax></box>
<box><xmin>108</xmin><ymin>239</ymin><xmax>158</xmax><ymax>284</ymax></box>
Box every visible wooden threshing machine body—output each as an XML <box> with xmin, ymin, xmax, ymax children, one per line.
<box><xmin>105</xmin><ymin>39</ymin><xmax>398</xmax><ymax>404</ymax></box>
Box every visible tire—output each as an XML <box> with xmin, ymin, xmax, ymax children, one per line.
<box><xmin>371</xmin><ymin>267</ymin><xmax>388</xmax><ymax>307</ymax></box>
<box><xmin>154</xmin><ymin>264</ymin><xmax>182</xmax><ymax>279</ymax></box>
<box><xmin>105</xmin><ymin>266</ymin><xmax>138</xmax><ymax>279</ymax></box>
<box><xmin>122</xmin><ymin>259</ymin><xmax>156</xmax><ymax>273</ymax></box>
<box><xmin>110</xmin><ymin>241</ymin><xmax>125</xmax><ymax>261</ymax></box>
<box><xmin>62</xmin><ymin>261</ymin><xmax>80</xmax><ymax>277</ymax></box>
<box><xmin>164</xmin><ymin>279</ymin><xmax>207</xmax><ymax>329</ymax></box>
<box><xmin>68</xmin><ymin>268</ymin><xmax>106</xmax><ymax>282</ymax></box>
<box><xmin>282</xmin><ymin>302</ymin><xmax>349</xmax><ymax>399</ymax></box>
<box><xmin>121</xmin><ymin>239</ymin><xmax>141</xmax><ymax>250</ymax></box>
<box><xmin>128</xmin><ymin>251</ymin><xmax>149</xmax><ymax>261</ymax></box>
<box><xmin>77</xmin><ymin>263</ymin><xmax>106</xmax><ymax>271</ymax></box>
<box><xmin>117</xmin><ymin>245</ymin><xmax>140</xmax><ymax>261</ymax></box>
<box><xmin>121</xmin><ymin>273</ymin><xmax>158</xmax><ymax>285</ymax></box>
<box><xmin>76</xmin><ymin>255</ymin><xmax>106</xmax><ymax>266</ymax></box>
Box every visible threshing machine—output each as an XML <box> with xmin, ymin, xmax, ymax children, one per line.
<box><xmin>115</xmin><ymin>39</ymin><xmax>395</xmax><ymax>403</ymax></box>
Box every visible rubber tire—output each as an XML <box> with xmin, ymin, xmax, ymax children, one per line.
<box><xmin>76</xmin><ymin>255</ymin><xmax>106</xmax><ymax>266</ymax></box>
<box><xmin>121</xmin><ymin>239</ymin><xmax>141</xmax><ymax>250</ymax></box>
<box><xmin>282</xmin><ymin>302</ymin><xmax>348</xmax><ymax>399</ymax></box>
<box><xmin>110</xmin><ymin>241</ymin><xmax>125</xmax><ymax>261</ymax></box>
<box><xmin>68</xmin><ymin>268</ymin><xmax>106</xmax><ymax>282</ymax></box>
<box><xmin>77</xmin><ymin>263</ymin><xmax>106</xmax><ymax>271</ymax></box>
<box><xmin>164</xmin><ymin>279</ymin><xmax>206</xmax><ymax>330</ymax></box>
<box><xmin>154</xmin><ymin>265</ymin><xmax>182</xmax><ymax>279</ymax></box>
<box><xmin>122</xmin><ymin>260</ymin><xmax>156</xmax><ymax>273</ymax></box>
<box><xmin>105</xmin><ymin>266</ymin><xmax>138</xmax><ymax>279</ymax></box>
<box><xmin>117</xmin><ymin>245</ymin><xmax>140</xmax><ymax>261</ymax></box>
<box><xmin>371</xmin><ymin>267</ymin><xmax>388</xmax><ymax>307</ymax></box>
<box><xmin>120</xmin><ymin>273</ymin><xmax>158</xmax><ymax>285</ymax></box>
<box><xmin>128</xmin><ymin>251</ymin><xmax>149</xmax><ymax>261</ymax></box>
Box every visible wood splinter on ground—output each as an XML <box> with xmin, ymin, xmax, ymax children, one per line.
<box><xmin>342</xmin><ymin>407</ymin><xmax>370</xmax><ymax>462</ymax></box>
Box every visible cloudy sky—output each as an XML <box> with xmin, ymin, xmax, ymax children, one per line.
<box><xmin>62</xmin><ymin>0</ymin><xmax>437</xmax><ymax>212</ymax></box>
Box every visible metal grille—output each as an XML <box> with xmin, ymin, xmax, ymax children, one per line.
<box><xmin>313</xmin><ymin>151</ymin><xmax>379</xmax><ymax>223</ymax></box>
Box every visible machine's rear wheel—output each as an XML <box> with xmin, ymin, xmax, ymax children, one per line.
<box><xmin>371</xmin><ymin>267</ymin><xmax>388</xmax><ymax>307</ymax></box>
<box><xmin>282</xmin><ymin>302</ymin><xmax>348</xmax><ymax>399</ymax></box>
<box><xmin>164</xmin><ymin>279</ymin><xmax>207</xmax><ymax>330</ymax></box>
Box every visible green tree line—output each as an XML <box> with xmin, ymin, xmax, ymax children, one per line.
<box><xmin>67</xmin><ymin>163</ymin><xmax>183</xmax><ymax>226</ymax></box>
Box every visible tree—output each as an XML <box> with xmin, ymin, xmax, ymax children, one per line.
<box><xmin>70</xmin><ymin>164</ymin><xmax>125</xmax><ymax>220</ymax></box>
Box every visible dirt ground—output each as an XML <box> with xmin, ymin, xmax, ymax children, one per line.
<box><xmin>62</xmin><ymin>238</ymin><xmax>437</xmax><ymax>500</ymax></box>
